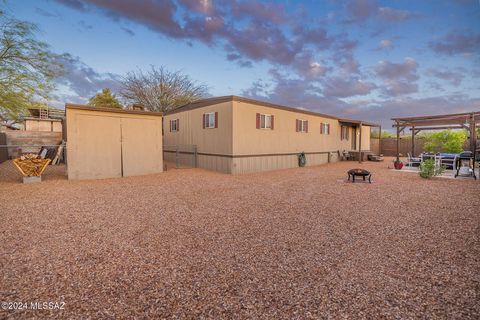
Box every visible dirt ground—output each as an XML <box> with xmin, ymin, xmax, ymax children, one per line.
<box><xmin>1</xmin><ymin>159</ymin><xmax>479</xmax><ymax>319</ymax></box>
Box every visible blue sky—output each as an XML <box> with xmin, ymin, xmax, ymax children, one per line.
<box><xmin>5</xmin><ymin>0</ymin><xmax>480</xmax><ymax>127</ymax></box>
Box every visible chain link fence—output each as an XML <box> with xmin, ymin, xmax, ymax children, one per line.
<box><xmin>163</xmin><ymin>145</ymin><xmax>197</xmax><ymax>169</ymax></box>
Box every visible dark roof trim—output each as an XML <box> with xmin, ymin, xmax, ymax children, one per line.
<box><xmin>338</xmin><ymin>119</ymin><xmax>380</xmax><ymax>127</ymax></box>
<box><xmin>168</xmin><ymin>95</ymin><xmax>379</xmax><ymax>126</ymax></box>
<box><xmin>392</xmin><ymin>111</ymin><xmax>480</xmax><ymax>122</ymax></box>
<box><xmin>24</xmin><ymin>117</ymin><xmax>62</xmax><ymax>122</ymax></box>
<box><xmin>65</xmin><ymin>104</ymin><xmax>163</xmax><ymax>116</ymax></box>
<box><xmin>168</xmin><ymin>95</ymin><xmax>338</xmax><ymax>119</ymax></box>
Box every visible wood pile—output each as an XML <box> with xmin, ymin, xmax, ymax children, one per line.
<box><xmin>12</xmin><ymin>154</ymin><xmax>51</xmax><ymax>177</ymax></box>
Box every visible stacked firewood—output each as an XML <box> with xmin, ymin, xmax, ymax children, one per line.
<box><xmin>12</xmin><ymin>154</ymin><xmax>51</xmax><ymax>177</ymax></box>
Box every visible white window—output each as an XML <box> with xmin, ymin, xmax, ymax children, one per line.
<box><xmin>321</xmin><ymin>123</ymin><xmax>330</xmax><ymax>135</ymax></box>
<box><xmin>204</xmin><ymin>112</ymin><xmax>216</xmax><ymax>128</ymax></box>
<box><xmin>170</xmin><ymin>119</ymin><xmax>179</xmax><ymax>132</ymax></box>
<box><xmin>260</xmin><ymin>114</ymin><xmax>272</xmax><ymax>129</ymax></box>
<box><xmin>297</xmin><ymin>119</ymin><xmax>308</xmax><ymax>133</ymax></box>
<box><xmin>341</xmin><ymin>126</ymin><xmax>349</xmax><ymax>140</ymax></box>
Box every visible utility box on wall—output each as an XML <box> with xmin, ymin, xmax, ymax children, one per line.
<box><xmin>66</xmin><ymin>105</ymin><xmax>163</xmax><ymax>180</ymax></box>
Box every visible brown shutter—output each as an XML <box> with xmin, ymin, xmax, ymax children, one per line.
<box><xmin>203</xmin><ymin>114</ymin><xmax>206</xmax><ymax>129</ymax></box>
<box><xmin>341</xmin><ymin>126</ymin><xmax>344</xmax><ymax>140</ymax></box>
<box><xmin>320</xmin><ymin>123</ymin><xmax>323</xmax><ymax>134</ymax></box>
<box><xmin>271</xmin><ymin>115</ymin><xmax>274</xmax><ymax>130</ymax></box>
<box><xmin>305</xmin><ymin>121</ymin><xmax>308</xmax><ymax>133</ymax></box>
<box><xmin>215</xmin><ymin>112</ymin><xmax>218</xmax><ymax>128</ymax></box>
<box><xmin>327</xmin><ymin>123</ymin><xmax>330</xmax><ymax>134</ymax></box>
<box><xmin>256</xmin><ymin>113</ymin><xmax>260</xmax><ymax>129</ymax></box>
<box><xmin>177</xmin><ymin>119</ymin><xmax>179</xmax><ymax>131</ymax></box>
<box><xmin>296</xmin><ymin>119</ymin><xmax>299</xmax><ymax>132</ymax></box>
<box><xmin>169</xmin><ymin>120</ymin><xmax>172</xmax><ymax>132</ymax></box>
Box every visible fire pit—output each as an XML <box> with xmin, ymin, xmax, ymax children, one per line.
<box><xmin>347</xmin><ymin>168</ymin><xmax>372</xmax><ymax>183</ymax></box>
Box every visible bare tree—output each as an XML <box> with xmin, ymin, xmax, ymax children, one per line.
<box><xmin>120</xmin><ymin>66</ymin><xmax>209</xmax><ymax>113</ymax></box>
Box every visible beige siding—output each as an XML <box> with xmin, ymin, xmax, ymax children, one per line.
<box><xmin>25</xmin><ymin>119</ymin><xmax>62</xmax><ymax>132</ymax></box>
<box><xmin>67</xmin><ymin>107</ymin><xmax>163</xmax><ymax>180</ymax></box>
<box><xmin>53</xmin><ymin>121</ymin><xmax>62</xmax><ymax>132</ymax></box>
<box><xmin>198</xmin><ymin>155</ymin><xmax>232</xmax><ymax>173</ymax></box>
<box><xmin>164</xmin><ymin>101</ymin><xmax>233</xmax><ymax>155</ymax></box>
<box><xmin>121</xmin><ymin>117</ymin><xmax>162</xmax><ymax>177</ymax></box>
<box><xmin>232</xmin><ymin>100</ymin><xmax>356</xmax><ymax>155</ymax></box>
<box><xmin>232</xmin><ymin>153</ymin><xmax>334</xmax><ymax>174</ymax></box>
<box><xmin>361</xmin><ymin>125</ymin><xmax>371</xmax><ymax>150</ymax></box>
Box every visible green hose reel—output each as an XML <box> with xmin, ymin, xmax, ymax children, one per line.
<box><xmin>298</xmin><ymin>152</ymin><xmax>306</xmax><ymax>167</ymax></box>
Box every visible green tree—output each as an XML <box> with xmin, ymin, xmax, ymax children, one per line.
<box><xmin>0</xmin><ymin>9</ymin><xmax>64</xmax><ymax>125</ymax></box>
<box><xmin>371</xmin><ymin>130</ymin><xmax>395</xmax><ymax>139</ymax></box>
<box><xmin>423</xmin><ymin>130</ymin><xmax>467</xmax><ymax>153</ymax></box>
<box><xmin>88</xmin><ymin>88</ymin><xmax>122</xmax><ymax>108</ymax></box>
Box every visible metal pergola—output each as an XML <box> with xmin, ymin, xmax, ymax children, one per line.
<box><xmin>391</xmin><ymin>111</ymin><xmax>480</xmax><ymax>168</ymax></box>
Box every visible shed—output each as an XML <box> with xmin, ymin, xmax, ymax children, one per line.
<box><xmin>66</xmin><ymin>105</ymin><xmax>163</xmax><ymax>180</ymax></box>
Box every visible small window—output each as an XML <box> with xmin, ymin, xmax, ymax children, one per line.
<box><xmin>170</xmin><ymin>119</ymin><xmax>179</xmax><ymax>132</ymax></box>
<box><xmin>261</xmin><ymin>114</ymin><xmax>272</xmax><ymax>129</ymax></box>
<box><xmin>341</xmin><ymin>126</ymin><xmax>349</xmax><ymax>140</ymax></box>
<box><xmin>296</xmin><ymin>119</ymin><xmax>308</xmax><ymax>133</ymax></box>
<box><xmin>256</xmin><ymin>113</ymin><xmax>274</xmax><ymax>130</ymax></box>
<box><xmin>203</xmin><ymin>112</ymin><xmax>217</xmax><ymax>129</ymax></box>
<box><xmin>321</xmin><ymin>123</ymin><xmax>330</xmax><ymax>135</ymax></box>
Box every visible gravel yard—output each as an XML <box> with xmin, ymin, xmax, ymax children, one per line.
<box><xmin>1</xmin><ymin>159</ymin><xmax>479</xmax><ymax>319</ymax></box>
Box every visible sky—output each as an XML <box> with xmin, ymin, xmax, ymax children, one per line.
<box><xmin>5</xmin><ymin>0</ymin><xmax>480</xmax><ymax>127</ymax></box>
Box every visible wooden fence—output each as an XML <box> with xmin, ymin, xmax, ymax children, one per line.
<box><xmin>0</xmin><ymin>133</ymin><xmax>7</xmax><ymax>163</ymax></box>
<box><xmin>371</xmin><ymin>137</ymin><xmax>473</xmax><ymax>156</ymax></box>
<box><xmin>2</xmin><ymin>131</ymin><xmax>63</xmax><ymax>158</ymax></box>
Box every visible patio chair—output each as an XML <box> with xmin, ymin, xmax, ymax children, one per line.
<box><xmin>438</xmin><ymin>153</ymin><xmax>457</xmax><ymax>171</ymax></box>
<box><xmin>367</xmin><ymin>153</ymin><xmax>384</xmax><ymax>162</ymax></box>
<box><xmin>341</xmin><ymin>150</ymin><xmax>351</xmax><ymax>161</ymax></box>
<box><xmin>406</xmin><ymin>153</ymin><xmax>422</xmax><ymax>167</ymax></box>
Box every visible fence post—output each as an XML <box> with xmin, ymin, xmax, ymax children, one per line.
<box><xmin>193</xmin><ymin>145</ymin><xmax>197</xmax><ymax>168</ymax></box>
<box><xmin>175</xmin><ymin>145</ymin><xmax>179</xmax><ymax>168</ymax></box>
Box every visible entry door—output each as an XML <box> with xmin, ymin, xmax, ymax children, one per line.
<box><xmin>351</xmin><ymin>127</ymin><xmax>357</xmax><ymax>150</ymax></box>
<box><xmin>120</xmin><ymin>118</ymin><xmax>161</xmax><ymax>177</ymax></box>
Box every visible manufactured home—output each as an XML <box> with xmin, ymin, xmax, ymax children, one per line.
<box><xmin>164</xmin><ymin>96</ymin><xmax>379</xmax><ymax>174</ymax></box>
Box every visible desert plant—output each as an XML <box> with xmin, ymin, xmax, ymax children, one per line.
<box><xmin>419</xmin><ymin>159</ymin><xmax>445</xmax><ymax>178</ymax></box>
<box><xmin>371</xmin><ymin>130</ymin><xmax>395</xmax><ymax>139</ymax></box>
<box><xmin>423</xmin><ymin>130</ymin><xmax>467</xmax><ymax>154</ymax></box>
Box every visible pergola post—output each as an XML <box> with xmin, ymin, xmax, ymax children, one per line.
<box><xmin>470</xmin><ymin>113</ymin><xmax>476</xmax><ymax>154</ymax></box>
<box><xmin>396</xmin><ymin>121</ymin><xmax>400</xmax><ymax>162</ymax></box>
<box><xmin>358</xmin><ymin>122</ymin><xmax>363</xmax><ymax>163</ymax></box>
<box><xmin>378</xmin><ymin>125</ymin><xmax>382</xmax><ymax>155</ymax></box>
<box><xmin>411</xmin><ymin>126</ymin><xmax>415</xmax><ymax>157</ymax></box>
<box><xmin>470</xmin><ymin>113</ymin><xmax>476</xmax><ymax>178</ymax></box>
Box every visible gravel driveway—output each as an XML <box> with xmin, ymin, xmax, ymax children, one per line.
<box><xmin>1</xmin><ymin>159</ymin><xmax>479</xmax><ymax>319</ymax></box>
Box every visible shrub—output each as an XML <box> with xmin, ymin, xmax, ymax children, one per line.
<box><xmin>371</xmin><ymin>130</ymin><xmax>395</xmax><ymax>139</ymax></box>
<box><xmin>419</xmin><ymin>159</ymin><xmax>445</xmax><ymax>178</ymax></box>
<box><xmin>423</xmin><ymin>130</ymin><xmax>467</xmax><ymax>154</ymax></box>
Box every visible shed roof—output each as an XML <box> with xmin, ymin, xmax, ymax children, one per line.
<box><xmin>65</xmin><ymin>104</ymin><xmax>163</xmax><ymax>116</ymax></box>
<box><xmin>169</xmin><ymin>95</ymin><xmax>380</xmax><ymax>127</ymax></box>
